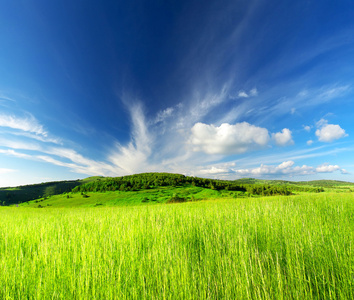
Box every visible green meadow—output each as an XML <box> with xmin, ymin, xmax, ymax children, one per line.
<box><xmin>22</xmin><ymin>186</ymin><xmax>241</xmax><ymax>208</ymax></box>
<box><xmin>1</xmin><ymin>192</ymin><xmax>353</xmax><ymax>299</ymax></box>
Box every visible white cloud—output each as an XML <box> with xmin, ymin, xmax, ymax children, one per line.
<box><xmin>234</xmin><ymin>161</ymin><xmax>344</xmax><ymax>177</ymax></box>
<box><xmin>278</xmin><ymin>161</ymin><xmax>295</xmax><ymax>169</ymax></box>
<box><xmin>0</xmin><ymin>113</ymin><xmax>60</xmax><ymax>144</ymax></box>
<box><xmin>250</xmin><ymin>88</ymin><xmax>258</xmax><ymax>96</ymax></box>
<box><xmin>316</xmin><ymin>163</ymin><xmax>340</xmax><ymax>173</ymax></box>
<box><xmin>109</xmin><ymin>102</ymin><xmax>154</xmax><ymax>174</ymax></box>
<box><xmin>0</xmin><ymin>95</ymin><xmax>16</xmax><ymax>102</ymax></box>
<box><xmin>0</xmin><ymin>105</ymin><xmax>155</xmax><ymax>177</ymax></box>
<box><xmin>0</xmin><ymin>147</ymin><xmax>117</xmax><ymax>176</ymax></box>
<box><xmin>272</xmin><ymin>128</ymin><xmax>294</xmax><ymax>146</ymax></box>
<box><xmin>307</xmin><ymin>140</ymin><xmax>314</xmax><ymax>146</ymax></box>
<box><xmin>316</xmin><ymin>118</ymin><xmax>327</xmax><ymax>128</ymax></box>
<box><xmin>318</xmin><ymin>85</ymin><xmax>351</xmax><ymax>101</ymax></box>
<box><xmin>341</xmin><ymin>169</ymin><xmax>350</xmax><ymax>174</ymax></box>
<box><xmin>237</xmin><ymin>88</ymin><xmax>258</xmax><ymax>98</ymax></box>
<box><xmin>0</xmin><ymin>149</ymin><xmax>33</xmax><ymax>159</ymax></box>
<box><xmin>261</xmin><ymin>85</ymin><xmax>351</xmax><ymax>124</ymax></box>
<box><xmin>304</xmin><ymin>125</ymin><xmax>311</xmax><ymax>132</ymax></box>
<box><xmin>197</xmin><ymin>162</ymin><xmax>237</xmax><ymax>176</ymax></box>
<box><xmin>235</xmin><ymin>161</ymin><xmax>314</xmax><ymax>176</ymax></box>
<box><xmin>187</xmin><ymin>85</ymin><xmax>229</xmax><ymax>124</ymax></box>
<box><xmin>12</xmin><ymin>132</ymin><xmax>62</xmax><ymax>144</ymax></box>
<box><xmin>190</xmin><ymin>122</ymin><xmax>270</xmax><ymax>155</ymax></box>
<box><xmin>154</xmin><ymin>107</ymin><xmax>174</xmax><ymax>124</ymax></box>
<box><xmin>0</xmin><ymin>138</ymin><xmax>41</xmax><ymax>151</ymax></box>
<box><xmin>315</xmin><ymin>119</ymin><xmax>347</xmax><ymax>142</ymax></box>
<box><xmin>238</xmin><ymin>91</ymin><xmax>249</xmax><ymax>98</ymax></box>
<box><xmin>199</xmin><ymin>166</ymin><xmax>232</xmax><ymax>175</ymax></box>
<box><xmin>0</xmin><ymin>114</ymin><xmax>47</xmax><ymax>136</ymax></box>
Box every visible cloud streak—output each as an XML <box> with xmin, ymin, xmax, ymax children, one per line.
<box><xmin>0</xmin><ymin>114</ymin><xmax>47</xmax><ymax>136</ymax></box>
<box><xmin>109</xmin><ymin>102</ymin><xmax>155</xmax><ymax>174</ymax></box>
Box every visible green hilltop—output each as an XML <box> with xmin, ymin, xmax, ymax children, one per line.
<box><xmin>2</xmin><ymin>172</ymin><xmax>353</xmax><ymax>208</ymax></box>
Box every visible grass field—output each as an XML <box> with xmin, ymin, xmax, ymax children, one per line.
<box><xmin>1</xmin><ymin>192</ymin><xmax>353</xmax><ymax>299</ymax></box>
<box><xmin>20</xmin><ymin>186</ymin><xmax>240</xmax><ymax>208</ymax></box>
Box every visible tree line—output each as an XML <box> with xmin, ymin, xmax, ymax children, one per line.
<box><xmin>71</xmin><ymin>172</ymin><xmax>305</xmax><ymax>196</ymax></box>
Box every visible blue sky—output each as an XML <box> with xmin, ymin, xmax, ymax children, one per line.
<box><xmin>0</xmin><ymin>0</ymin><xmax>354</xmax><ymax>187</ymax></box>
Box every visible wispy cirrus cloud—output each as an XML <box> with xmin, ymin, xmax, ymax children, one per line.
<box><xmin>0</xmin><ymin>112</ymin><xmax>117</xmax><ymax>176</ymax></box>
<box><xmin>109</xmin><ymin>101</ymin><xmax>155</xmax><ymax>174</ymax></box>
<box><xmin>0</xmin><ymin>113</ymin><xmax>47</xmax><ymax>136</ymax></box>
<box><xmin>0</xmin><ymin>113</ymin><xmax>61</xmax><ymax>144</ymax></box>
<box><xmin>245</xmin><ymin>84</ymin><xmax>352</xmax><ymax>125</ymax></box>
<box><xmin>0</xmin><ymin>149</ymin><xmax>33</xmax><ymax>160</ymax></box>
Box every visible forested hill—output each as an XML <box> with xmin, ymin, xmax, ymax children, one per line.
<box><xmin>2</xmin><ymin>172</ymin><xmax>351</xmax><ymax>206</ymax></box>
<box><xmin>72</xmin><ymin>172</ymin><xmax>320</xmax><ymax>196</ymax></box>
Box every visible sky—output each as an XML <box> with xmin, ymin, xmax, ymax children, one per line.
<box><xmin>0</xmin><ymin>0</ymin><xmax>354</xmax><ymax>187</ymax></box>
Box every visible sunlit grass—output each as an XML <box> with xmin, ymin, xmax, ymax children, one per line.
<box><xmin>21</xmin><ymin>186</ymin><xmax>226</xmax><ymax>208</ymax></box>
<box><xmin>1</xmin><ymin>193</ymin><xmax>353</xmax><ymax>299</ymax></box>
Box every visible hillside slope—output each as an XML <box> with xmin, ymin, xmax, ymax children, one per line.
<box><xmin>0</xmin><ymin>177</ymin><xmax>101</xmax><ymax>205</ymax></box>
<box><xmin>4</xmin><ymin>172</ymin><xmax>354</xmax><ymax>207</ymax></box>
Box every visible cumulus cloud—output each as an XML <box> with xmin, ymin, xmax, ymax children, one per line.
<box><xmin>315</xmin><ymin>119</ymin><xmax>347</xmax><ymax>142</ymax></box>
<box><xmin>199</xmin><ymin>166</ymin><xmax>232</xmax><ymax>175</ymax></box>
<box><xmin>316</xmin><ymin>163</ymin><xmax>340</xmax><ymax>173</ymax></box>
<box><xmin>190</xmin><ymin>122</ymin><xmax>270</xmax><ymax>155</ymax></box>
<box><xmin>278</xmin><ymin>161</ymin><xmax>295</xmax><ymax>169</ymax></box>
<box><xmin>272</xmin><ymin>128</ymin><xmax>294</xmax><ymax>146</ymax></box>
<box><xmin>238</xmin><ymin>91</ymin><xmax>249</xmax><ymax>98</ymax></box>
<box><xmin>304</xmin><ymin>125</ymin><xmax>311</xmax><ymax>132</ymax></box>
<box><xmin>237</xmin><ymin>88</ymin><xmax>258</xmax><ymax>98</ymax></box>
<box><xmin>234</xmin><ymin>161</ymin><xmax>344</xmax><ymax>177</ymax></box>
<box><xmin>307</xmin><ymin>140</ymin><xmax>313</xmax><ymax>146</ymax></box>
<box><xmin>197</xmin><ymin>162</ymin><xmax>237</xmax><ymax>176</ymax></box>
<box><xmin>236</xmin><ymin>161</ymin><xmax>314</xmax><ymax>176</ymax></box>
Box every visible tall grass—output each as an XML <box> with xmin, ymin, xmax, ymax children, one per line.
<box><xmin>0</xmin><ymin>193</ymin><xmax>353</xmax><ymax>299</ymax></box>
